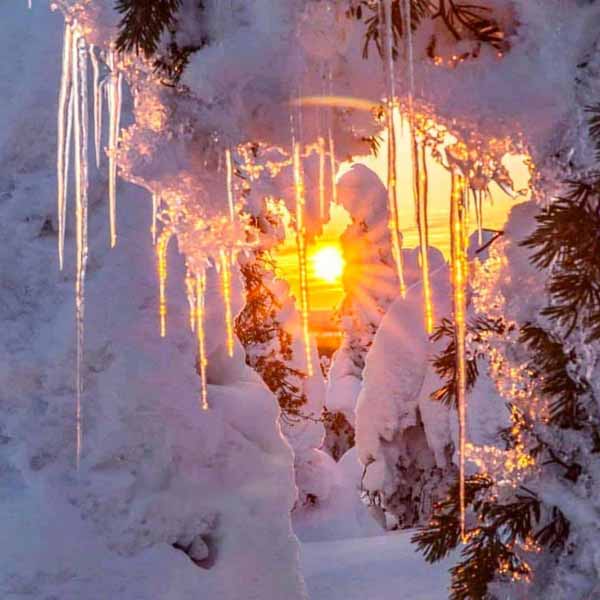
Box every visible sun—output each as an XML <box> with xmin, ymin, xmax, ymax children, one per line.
<box><xmin>312</xmin><ymin>245</ymin><xmax>345</xmax><ymax>283</ymax></box>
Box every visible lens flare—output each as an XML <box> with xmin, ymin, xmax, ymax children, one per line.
<box><xmin>312</xmin><ymin>245</ymin><xmax>345</xmax><ymax>283</ymax></box>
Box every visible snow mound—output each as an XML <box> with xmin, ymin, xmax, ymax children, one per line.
<box><xmin>0</xmin><ymin>5</ymin><xmax>305</xmax><ymax>599</ymax></box>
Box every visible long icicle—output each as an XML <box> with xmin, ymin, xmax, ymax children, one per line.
<box><xmin>475</xmin><ymin>189</ymin><xmax>484</xmax><ymax>245</ymax></box>
<box><xmin>107</xmin><ymin>50</ymin><xmax>121</xmax><ymax>248</ymax></box>
<box><xmin>381</xmin><ymin>0</ymin><xmax>406</xmax><ymax>297</ymax></box>
<box><xmin>402</xmin><ymin>0</ymin><xmax>433</xmax><ymax>330</ymax></box>
<box><xmin>318</xmin><ymin>135</ymin><xmax>326</xmax><ymax>221</ymax></box>
<box><xmin>292</xmin><ymin>140</ymin><xmax>314</xmax><ymax>377</ymax></box>
<box><xmin>450</xmin><ymin>169</ymin><xmax>468</xmax><ymax>541</ymax></box>
<box><xmin>220</xmin><ymin>249</ymin><xmax>235</xmax><ymax>357</ymax></box>
<box><xmin>73</xmin><ymin>32</ymin><xmax>89</xmax><ymax>470</ymax></box>
<box><xmin>416</xmin><ymin>139</ymin><xmax>434</xmax><ymax>333</ymax></box>
<box><xmin>196</xmin><ymin>271</ymin><xmax>209</xmax><ymax>411</ymax></box>
<box><xmin>62</xmin><ymin>84</ymin><xmax>74</xmax><ymax>262</ymax></box>
<box><xmin>223</xmin><ymin>149</ymin><xmax>236</xmax><ymax>357</ymax></box>
<box><xmin>225</xmin><ymin>148</ymin><xmax>235</xmax><ymax>222</ymax></box>
<box><xmin>151</xmin><ymin>193</ymin><xmax>159</xmax><ymax>245</ymax></box>
<box><xmin>90</xmin><ymin>44</ymin><xmax>102</xmax><ymax>169</ymax></box>
<box><xmin>326</xmin><ymin>68</ymin><xmax>338</xmax><ymax>206</ymax></box>
<box><xmin>156</xmin><ymin>230</ymin><xmax>172</xmax><ymax>338</ymax></box>
<box><xmin>185</xmin><ymin>266</ymin><xmax>196</xmax><ymax>332</ymax></box>
<box><xmin>57</xmin><ymin>23</ymin><xmax>73</xmax><ymax>271</ymax></box>
<box><xmin>403</xmin><ymin>0</ymin><xmax>416</xmax><ymax>104</ymax></box>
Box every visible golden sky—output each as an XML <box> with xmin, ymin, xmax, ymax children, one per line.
<box><xmin>275</xmin><ymin>129</ymin><xmax>531</xmax><ymax>314</ymax></box>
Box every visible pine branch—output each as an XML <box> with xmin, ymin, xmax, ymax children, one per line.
<box><xmin>348</xmin><ymin>0</ymin><xmax>506</xmax><ymax>61</ymax></box>
<box><xmin>432</xmin><ymin>0</ymin><xmax>506</xmax><ymax>51</ymax></box>
<box><xmin>586</xmin><ymin>104</ymin><xmax>600</xmax><ymax>162</ymax></box>
<box><xmin>415</xmin><ymin>476</ymin><xmax>544</xmax><ymax>600</ymax></box>
<box><xmin>347</xmin><ymin>0</ymin><xmax>435</xmax><ymax>59</ymax></box>
<box><xmin>430</xmin><ymin>316</ymin><xmax>505</xmax><ymax>407</ymax></box>
<box><xmin>412</xmin><ymin>473</ymin><xmax>493</xmax><ymax>563</ymax></box>
<box><xmin>115</xmin><ymin>0</ymin><xmax>182</xmax><ymax>58</ymax></box>
<box><xmin>235</xmin><ymin>249</ymin><xmax>309</xmax><ymax>422</ymax></box>
<box><xmin>519</xmin><ymin>323</ymin><xmax>588</xmax><ymax>428</ymax></box>
<box><xmin>520</xmin><ymin>180</ymin><xmax>600</xmax><ymax>342</ymax></box>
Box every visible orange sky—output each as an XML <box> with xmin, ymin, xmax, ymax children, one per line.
<box><xmin>275</xmin><ymin>129</ymin><xmax>531</xmax><ymax>314</ymax></box>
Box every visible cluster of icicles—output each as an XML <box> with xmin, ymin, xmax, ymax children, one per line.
<box><xmin>56</xmin><ymin>20</ymin><xmax>122</xmax><ymax>469</ymax></box>
<box><xmin>54</xmin><ymin>0</ymin><xmax>494</xmax><ymax>542</ymax></box>
<box><xmin>380</xmin><ymin>0</ymin><xmax>472</xmax><ymax>540</ymax></box>
<box><xmin>55</xmin><ymin>19</ymin><xmax>240</xmax><ymax>468</ymax></box>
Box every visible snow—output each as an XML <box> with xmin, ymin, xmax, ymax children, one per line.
<box><xmin>301</xmin><ymin>532</ymin><xmax>453</xmax><ymax>600</ymax></box>
<box><xmin>6</xmin><ymin>0</ymin><xmax>600</xmax><ymax>597</ymax></box>
<box><xmin>0</xmin><ymin>4</ymin><xmax>306</xmax><ymax>599</ymax></box>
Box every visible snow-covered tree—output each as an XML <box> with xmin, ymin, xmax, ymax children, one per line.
<box><xmin>414</xmin><ymin>183</ymin><xmax>600</xmax><ymax>598</ymax></box>
<box><xmin>324</xmin><ymin>164</ymin><xmax>398</xmax><ymax>459</ymax></box>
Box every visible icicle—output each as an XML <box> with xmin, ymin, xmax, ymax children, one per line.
<box><xmin>184</xmin><ymin>267</ymin><xmax>196</xmax><ymax>332</ymax></box>
<box><xmin>62</xmin><ymin>85</ymin><xmax>74</xmax><ymax>261</ymax></box>
<box><xmin>57</xmin><ymin>23</ymin><xmax>73</xmax><ymax>271</ymax></box>
<box><xmin>196</xmin><ymin>271</ymin><xmax>209</xmax><ymax>411</ymax></box>
<box><xmin>450</xmin><ymin>170</ymin><xmax>468</xmax><ymax>542</ymax></box>
<box><xmin>380</xmin><ymin>0</ymin><xmax>406</xmax><ymax>297</ymax></box>
<box><xmin>73</xmin><ymin>32</ymin><xmax>89</xmax><ymax>470</ymax></box>
<box><xmin>292</xmin><ymin>140</ymin><xmax>314</xmax><ymax>377</ymax></box>
<box><xmin>151</xmin><ymin>193</ymin><xmax>159</xmax><ymax>245</ymax></box>
<box><xmin>403</xmin><ymin>0</ymin><xmax>416</xmax><ymax>104</ymax></box>
<box><xmin>317</xmin><ymin>136</ymin><xmax>326</xmax><ymax>220</ymax></box>
<box><xmin>90</xmin><ymin>45</ymin><xmax>102</xmax><ymax>169</ymax></box>
<box><xmin>463</xmin><ymin>184</ymin><xmax>471</xmax><ymax>267</ymax></box>
<box><xmin>107</xmin><ymin>50</ymin><xmax>122</xmax><ymax>248</ymax></box>
<box><xmin>416</xmin><ymin>139</ymin><xmax>434</xmax><ymax>333</ymax></box>
<box><xmin>475</xmin><ymin>189</ymin><xmax>484</xmax><ymax>245</ymax></box>
<box><xmin>219</xmin><ymin>249</ymin><xmax>235</xmax><ymax>357</ymax></box>
<box><xmin>326</xmin><ymin>68</ymin><xmax>338</xmax><ymax>206</ymax></box>
<box><xmin>225</xmin><ymin>148</ymin><xmax>235</xmax><ymax>222</ymax></box>
<box><xmin>156</xmin><ymin>229</ymin><xmax>172</xmax><ymax>338</ymax></box>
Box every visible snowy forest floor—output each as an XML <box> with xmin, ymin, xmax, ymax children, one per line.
<box><xmin>301</xmin><ymin>532</ymin><xmax>453</xmax><ymax>599</ymax></box>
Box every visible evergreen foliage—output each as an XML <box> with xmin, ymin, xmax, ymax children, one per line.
<box><xmin>322</xmin><ymin>408</ymin><xmax>356</xmax><ymax>461</ymax></box>
<box><xmin>430</xmin><ymin>316</ymin><xmax>506</xmax><ymax>408</ymax></box>
<box><xmin>115</xmin><ymin>0</ymin><xmax>208</xmax><ymax>84</ymax></box>
<box><xmin>235</xmin><ymin>251</ymin><xmax>309</xmax><ymax>424</ymax></box>
<box><xmin>520</xmin><ymin>180</ymin><xmax>600</xmax><ymax>341</ymax></box>
<box><xmin>417</xmin><ymin>119</ymin><xmax>600</xmax><ymax>597</ymax></box>
<box><xmin>347</xmin><ymin>0</ymin><xmax>506</xmax><ymax>61</ymax></box>
<box><xmin>413</xmin><ymin>473</ymin><xmax>573</xmax><ymax>599</ymax></box>
<box><xmin>519</xmin><ymin>324</ymin><xmax>588</xmax><ymax>427</ymax></box>
<box><xmin>115</xmin><ymin>0</ymin><xmax>181</xmax><ymax>57</ymax></box>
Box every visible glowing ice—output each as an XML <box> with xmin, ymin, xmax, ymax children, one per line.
<box><xmin>196</xmin><ymin>271</ymin><xmax>209</xmax><ymax>411</ymax></box>
<box><xmin>318</xmin><ymin>136</ymin><xmax>326</xmax><ymax>220</ymax></box>
<box><xmin>107</xmin><ymin>50</ymin><xmax>122</xmax><ymax>248</ymax></box>
<box><xmin>73</xmin><ymin>33</ymin><xmax>90</xmax><ymax>469</ymax></box>
<box><xmin>225</xmin><ymin>148</ymin><xmax>235</xmax><ymax>222</ymax></box>
<box><xmin>292</xmin><ymin>140</ymin><xmax>314</xmax><ymax>377</ymax></box>
<box><xmin>220</xmin><ymin>249</ymin><xmax>235</xmax><ymax>357</ymax></box>
<box><xmin>450</xmin><ymin>170</ymin><xmax>468</xmax><ymax>541</ymax></box>
<box><xmin>57</xmin><ymin>22</ymin><xmax>72</xmax><ymax>271</ymax></box>
<box><xmin>90</xmin><ymin>44</ymin><xmax>103</xmax><ymax>169</ymax></box>
<box><xmin>326</xmin><ymin>68</ymin><xmax>338</xmax><ymax>206</ymax></box>
<box><xmin>151</xmin><ymin>193</ymin><xmax>159</xmax><ymax>245</ymax></box>
<box><xmin>156</xmin><ymin>230</ymin><xmax>172</xmax><ymax>338</ymax></box>
<box><xmin>415</xmin><ymin>139</ymin><xmax>434</xmax><ymax>333</ymax></box>
<box><xmin>185</xmin><ymin>266</ymin><xmax>196</xmax><ymax>332</ymax></box>
<box><xmin>381</xmin><ymin>0</ymin><xmax>406</xmax><ymax>296</ymax></box>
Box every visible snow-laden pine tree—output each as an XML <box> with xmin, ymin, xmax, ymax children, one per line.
<box><xmin>413</xmin><ymin>180</ymin><xmax>600</xmax><ymax>598</ymax></box>
<box><xmin>324</xmin><ymin>164</ymin><xmax>398</xmax><ymax>460</ymax></box>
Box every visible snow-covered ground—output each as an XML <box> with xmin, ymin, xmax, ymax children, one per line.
<box><xmin>302</xmin><ymin>532</ymin><xmax>452</xmax><ymax>600</ymax></box>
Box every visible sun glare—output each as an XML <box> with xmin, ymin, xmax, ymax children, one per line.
<box><xmin>312</xmin><ymin>245</ymin><xmax>345</xmax><ymax>283</ymax></box>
